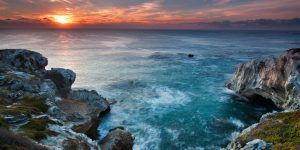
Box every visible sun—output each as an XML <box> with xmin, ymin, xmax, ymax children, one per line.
<box><xmin>54</xmin><ymin>16</ymin><xmax>70</xmax><ymax>24</ymax></box>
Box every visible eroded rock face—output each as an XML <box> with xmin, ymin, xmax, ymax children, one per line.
<box><xmin>44</xmin><ymin>68</ymin><xmax>76</xmax><ymax>97</ymax></box>
<box><xmin>226</xmin><ymin>48</ymin><xmax>300</xmax><ymax>109</ymax></box>
<box><xmin>67</xmin><ymin>89</ymin><xmax>110</xmax><ymax>140</ymax></box>
<box><xmin>68</xmin><ymin>89</ymin><xmax>110</xmax><ymax>116</ymax></box>
<box><xmin>99</xmin><ymin>127</ymin><xmax>134</xmax><ymax>150</ymax></box>
<box><xmin>0</xmin><ymin>49</ymin><xmax>47</xmax><ymax>71</ymax></box>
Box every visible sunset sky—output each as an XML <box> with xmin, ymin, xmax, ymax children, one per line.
<box><xmin>0</xmin><ymin>0</ymin><xmax>300</xmax><ymax>29</ymax></box>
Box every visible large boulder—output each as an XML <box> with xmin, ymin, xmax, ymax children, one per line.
<box><xmin>44</xmin><ymin>68</ymin><xmax>76</xmax><ymax>97</ymax></box>
<box><xmin>0</xmin><ymin>49</ymin><xmax>47</xmax><ymax>71</ymax></box>
<box><xmin>226</xmin><ymin>48</ymin><xmax>300</xmax><ymax>109</ymax></box>
<box><xmin>99</xmin><ymin>127</ymin><xmax>134</xmax><ymax>150</ymax></box>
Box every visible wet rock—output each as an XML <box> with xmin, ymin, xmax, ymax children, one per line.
<box><xmin>99</xmin><ymin>127</ymin><xmax>134</xmax><ymax>150</ymax></box>
<box><xmin>44</xmin><ymin>68</ymin><xmax>76</xmax><ymax>97</ymax></box>
<box><xmin>188</xmin><ymin>54</ymin><xmax>194</xmax><ymax>58</ymax></box>
<box><xmin>226</xmin><ymin>48</ymin><xmax>300</xmax><ymax>109</ymax></box>
<box><xmin>0</xmin><ymin>49</ymin><xmax>48</xmax><ymax>71</ymax></box>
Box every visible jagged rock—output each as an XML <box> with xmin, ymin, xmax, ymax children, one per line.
<box><xmin>0</xmin><ymin>71</ymin><xmax>42</xmax><ymax>104</ymax></box>
<box><xmin>241</xmin><ymin>139</ymin><xmax>272</xmax><ymax>150</ymax></box>
<box><xmin>68</xmin><ymin>88</ymin><xmax>110</xmax><ymax>140</ymax></box>
<box><xmin>0</xmin><ymin>49</ymin><xmax>47</xmax><ymax>71</ymax></box>
<box><xmin>39</xmin><ymin>79</ymin><xmax>57</xmax><ymax>98</ymax></box>
<box><xmin>226</xmin><ymin>48</ymin><xmax>300</xmax><ymax>109</ymax></box>
<box><xmin>99</xmin><ymin>127</ymin><xmax>134</xmax><ymax>150</ymax></box>
<box><xmin>44</xmin><ymin>68</ymin><xmax>76</xmax><ymax>97</ymax></box>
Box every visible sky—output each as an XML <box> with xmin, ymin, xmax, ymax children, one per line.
<box><xmin>0</xmin><ymin>0</ymin><xmax>300</xmax><ymax>29</ymax></box>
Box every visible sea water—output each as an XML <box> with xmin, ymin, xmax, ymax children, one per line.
<box><xmin>1</xmin><ymin>29</ymin><xmax>300</xmax><ymax>149</ymax></box>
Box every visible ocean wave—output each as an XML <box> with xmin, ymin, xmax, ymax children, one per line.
<box><xmin>229</xmin><ymin>117</ymin><xmax>245</xmax><ymax>128</ymax></box>
<box><xmin>144</xmin><ymin>86</ymin><xmax>191</xmax><ymax>106</ymax></box>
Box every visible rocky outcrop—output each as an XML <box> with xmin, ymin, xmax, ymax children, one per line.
<box><xmin>0</xmin><ymin>49</ymin><xmax>47</xmax><ymax>71</ymax></box>
<box><xmin>99</xmin><ymin>127</ymin><xmax>134</xmax><ymax>150</ymax></box>
<box><xmin>0</xmin><ymin>49</ymin><xmax>133</xmax><ymax>149</ymax></box>
<box><xmin>226</xmin><ymin>48</ymin><xmax>300</xmax><ymax>109</ymax></box>
<box><xmin>44</xmin><ymin>68</ymin><xmax>76</xmax><ymax>97</ymax></box>
<box><xmin>226</xmin><ymin>48</ymin><xmax>300</xmax><ymax>149</ymax></box>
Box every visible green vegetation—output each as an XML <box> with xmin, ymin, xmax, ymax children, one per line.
<box><xmin>0</xmin><ymin>96</ymin><xmax>48</xmax><ymax>117</ymax></box>
<box><xmin>20</xmin><ymin>118</ymin><xmax>58</xmax><ymax>141</ymax></box>
<box><xmin>237</xmin><ymin>111</ymin><xmax>300</xmax><ymax>150</ymax></box>
<box><xmin>20</xmin><ymin>96</ymin><xmax>49</xmax><ymax>113</ymax></box>
<box><xmin>0</xmin><ymin>117</ymin><xmax>9</xmax><ymax>129</ymax></box>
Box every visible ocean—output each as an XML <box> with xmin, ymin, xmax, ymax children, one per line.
<box><xmin>1</xmin><ymin>29</ymin><xmax>300</xmax><ymax>149</ymax></box>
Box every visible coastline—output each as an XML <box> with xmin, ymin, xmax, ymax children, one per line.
<box><xmin>225</xmin><ymin>48</ymin><xmax>300</xmax><ymax>149</ymax></box>
<box><xmin>0</xmin><ymin>49</ymin><xmax>133</xmax><ymax>149</ymax></box>
<box><xmin>0</xmin><ymin>48</ymin><xmax>299</xmax><ymax>149</ymax></box>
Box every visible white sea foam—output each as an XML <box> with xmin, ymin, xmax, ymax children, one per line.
<box><xmin>165</xmin><ymin>128</ymin><xmax>180</xmax><ymax>141</ymax></box>
<box><xmin>229</xmin><ymin>117</ymin><xmax>245</xmax><ymax>128</ymax></box>
<box><xmin>145</xmin><ymin>86</ymin><xmax>191</xmax><ymax>106</ymax></box>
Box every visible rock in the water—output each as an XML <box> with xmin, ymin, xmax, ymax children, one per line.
<box><xmin>99</xmin><ymin>127</ymin><xmax>134</xmax><ymax>150</ymax></box>
<box><xmin>226</xmin><ymin>48</ymin><xmax>300</xmax><ymax>109</ymax></box>
<box><xmin>0</xmin><ymin>49</ymin><xmax>48</xmax><ymax>71</ymax></box>
<box><xmin>44</xmin><ymin>68</ymin><xmax>76</xmax><ymax>97</ymax></box>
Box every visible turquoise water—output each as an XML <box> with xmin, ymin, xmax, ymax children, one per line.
<box><xmin>1</xmin><ymin>29</ymin><xmax>300</xmax><ymax>149</ymax></box>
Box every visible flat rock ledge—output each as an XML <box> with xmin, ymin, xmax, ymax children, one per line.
<box><xmin>226</xmin><ymin>48</ymin><xmax>300</xmax><ymax>149</ymax></box>
<box><xmin>0</xmin><ymin>49</ymin><xmax>134</xmax><ymax>150</ymax></box>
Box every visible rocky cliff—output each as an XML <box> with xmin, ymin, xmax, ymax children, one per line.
<box><xmin>226</xmin><ymin>48</ymin><xmax>300</xmax><ymax>110</ymax></box>
<box><xmin>0</xmin><ymin>49</ymin><xmax>134</xmax><ymax>150</ymax></box>
<box><xmin>226</xmin><ymin>48</ymin><xmax>300</xmax><ymax>149</ymax></box>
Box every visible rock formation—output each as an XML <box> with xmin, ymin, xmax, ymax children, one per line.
<box><xmin>226</xmin><ymin>48</ymin><xmax>300</xmax><ymax>149</ymax></box>
<box><xmin>226</xmin><ymin>48</ymin><xmax>300</xmax><ymax>109</ymax></box>
<box><xmin>99</xmin><ymin>127</ymin><xmax>134</xmax><ymax>150</ymax></box>
<box><xmin>0</xmin><ymin>49</ymin><xmax>134</xmax><ymax>149</ymax></box>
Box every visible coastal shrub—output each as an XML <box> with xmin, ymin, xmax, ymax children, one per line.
<box><xmin>0</xmin><ymin>117</ymin><xmax>9</xmax><ymax>129</ymax></box>
<box><xmin>20</xmin><ymin>96</ymin><xmax>48</xmax><ymax>113</ymax></box>
<box><xmin>20</xmin><ymin>118</ymin><xmax>57</xmax><ymax>141</ymax></box>
<box><xmin>0</xmin><ymin>128</ymin><xmax>47</xmax><ymax>150</ymax></box>
<box><xmin>237</xmin><ymin>111</ymin><xmax>300</xmax><ymax>149</ymax></box>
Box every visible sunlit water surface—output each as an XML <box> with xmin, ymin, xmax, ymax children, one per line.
<box><xmin>1</xmin><ymin>29</ymin><xmax>300</xmax><ymax>149</ymax></box>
